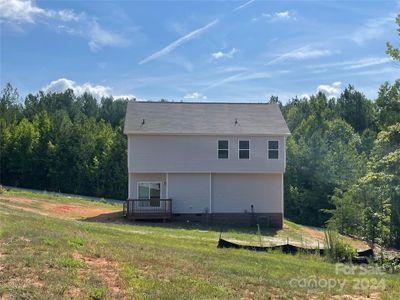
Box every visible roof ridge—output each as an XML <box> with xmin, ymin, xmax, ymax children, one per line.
<box><xmin>131</xmin><ymin>101</ymin><xmax>275</xmax><ymax>105</ymax></box>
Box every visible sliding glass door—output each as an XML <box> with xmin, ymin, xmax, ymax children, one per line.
<box><xmin>138</xmin><ymin>182</ymin><xmax>161</xmax><ymax>207</ymax></box>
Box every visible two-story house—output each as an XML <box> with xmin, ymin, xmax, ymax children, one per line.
<box><xmin>123</xmin><ymin>102</ymin><xmax>290</xmax><ymax>228</ymax></box>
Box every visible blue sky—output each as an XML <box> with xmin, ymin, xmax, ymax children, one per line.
<box><xmin>1</xmin><ymin>0</ymin><xmax>399</xmax><ymax>102</ymax></box>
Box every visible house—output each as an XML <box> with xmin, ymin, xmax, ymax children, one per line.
<box><xmin>123</xmin><ymin>102</ymin><xmax>290</xmax><ymax>228</ymax></box>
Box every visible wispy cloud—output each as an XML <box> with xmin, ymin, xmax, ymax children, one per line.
<box><xmin>347</xmin><ymin>66</ymin><xmax>399</xmax><ymax>77</ymax></box>
<box><xmin>211</xmin><ymin>48</ymin><xmax>239</xmax><ymax>60</ymax></box>
<box><xmin>214</xmin><ymin>66</ymin><xmax>248</xmax><ymax>74</ymax></box>
<box><xmin>252</xmin><ymin>10</ymin><xmax>297</xmax><ymax>23</ymax></box>
<box><xmin>183</xmin><ymin>92</ymin><xmax>207</xmax><ymax>101</ymax></box>
<box><xmin>43</xmin><ymin>78</ymin><xmax>136</xmax><ymax>100</ymax></box>
<box><xmin>264</xmin><ymin>10</ymin><xmax>296</xmax><ymax>21</ymax></box>
<box><xmin>267</xmin><ymin>45</ymin><xmax>335</xmax><ymax>65</ymax></box>
<box><xmin>86</xmin><ymin>20</ymin><xmax>130</xmax><ymax>51</ymax></box>
<box><xmin>308</xmin><ymin>57</ymin><xmax>392</xmax><ymax>71</ymax></box>
<box><xmin>234</xmin><ymin>0</ymin><xmax>256</xmax><ymax>11</ymax></box>
<box><xmin>139</xmin><ymin>19</ymin><xmax>219</xmax><ymax>65</ymax></box>
<box><xmin>345</xmin><ymin>57</ymin><xmax>392</xmax><ymax>69</ymax></box>
<box><xmin>350</xmin><ymin>15</ymin><xmax>395</xmax><ymax>44</ymax></box>
<box><xmin>317</xmin><ymin>81</ymin><xmax>342</xmax><ymax>98</ymax></box>
<box><xmin>206</xmin><ymin>71</ymin><xmax>272</xmax><ymax>90</ymax></box>
<box><xmin>0</xmin><ymin>0</ymin><xmax>130</xmax><ymax>51</ymax></box>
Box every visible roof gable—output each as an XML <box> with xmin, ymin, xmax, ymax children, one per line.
<box><xmin>124</xmin><ymin>102</ymin><xmax>290</xmax><ymax>136</ymax></box>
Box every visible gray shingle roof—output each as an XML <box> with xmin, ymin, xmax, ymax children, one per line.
<box><xmin>124</xmin><ymin>101</ymin><xmax>290</xmax><ymax>136</ymax></box>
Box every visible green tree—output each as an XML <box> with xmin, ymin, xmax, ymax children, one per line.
<box><xmin>336</xmin><ymin>85</ymin><xmax>376</xmax><ymax>133</ymax></box>
<box><xmin>376</xmin><ymin>80</ymin><xmax>400</xmax><ymax>129</ymax></box>
<box><xmin>386</xmin><ymin>14</ymin><xmax>400</xmax><ymax>61</ymax></box>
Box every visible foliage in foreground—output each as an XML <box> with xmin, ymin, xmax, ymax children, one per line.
<box><xmin>324</xmin><ymin>230</ymin><xmax>356</xmax><ymax>263</ymax></box>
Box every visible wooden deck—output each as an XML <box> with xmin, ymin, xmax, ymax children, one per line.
<box><xmin>123</xmin><ymin>199</ymin><xmax>172</xmax><ymax>221</ymax></box>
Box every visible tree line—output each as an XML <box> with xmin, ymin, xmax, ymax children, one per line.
<box><xmin>1</xmin><ymin>16</ymin><xmax>399</xmax><ymax>249</ymax></box>
<box><xmin>0</xmin><ymin>89</ymin><xmax>128</xmax><ymax>200</ymax></box>
<box><xmin>279</xmin><ymin>82</ymin><xmax>399</xmax><ymax>248</ymax></box>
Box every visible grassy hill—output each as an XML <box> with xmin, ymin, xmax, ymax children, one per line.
<box><xmin>0</xmin><ymin>188</ymin><xmax>398</xmax><ymax>299</ymax></box>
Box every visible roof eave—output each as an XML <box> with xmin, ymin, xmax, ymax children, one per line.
<box><xmin>124</xmin><ymin>131</ymin><xmax>291</xmax><ymax>136</ymax></box>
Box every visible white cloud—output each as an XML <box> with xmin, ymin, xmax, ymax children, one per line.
<box><xmin>299</xmin><ymin>94</ymin><xmax>310</xmax><ymax>99</ymax></box>
<box><xmin>87</xmin><ymin>20</ymin><xmax>129</xmax><ymax>52</ymax></box>
<box><xmin>307</xmin><ymin>57</ymin><xmax>393</xmax><ymax>73</ymax></box>
<box><xmin>267</xmin><ymin>45</ymin><xmax>334</xmax><ymax>65</ymax></box>
<box><xmin>275</xmin><ymin>11</ymin><xmax>290</xmax><ymax>19</ymax></box>
<box><xmin>183</xmin><ymin>92</ymin><xmax>207</xmax><ymax>101</ymax></box>
<box><xmin>0</xmin><ymin>0</ymin><xmax>129</xmax><ymax>51</ymax></box>
<box><xmin>211</xmin><ymin>48</ymin><xmax>239</xmax><ymax>60</ymax></box>
<box><xmin>139</xmin><ymin>19</ymin><xmax>219</xmax><ymax>65</ymax></box>
<box><xmin>317</xmin><ymin>81</ymin><xmax>342</xmax><ymax>98</ymax></box>
<box><xmin>234</xmin><ymin>0</ymin><xmax>256</xmax><ymax>11</ymax></box>
<box><xmin>254</xmin><ymin>10</ymin><xmax>297</xmax><ymax>22</ymax></box>
<box><xmin>0</xmin><ymin>0</ymin><xmax>46</xmax><ymax>23</ymax></box>
<box><xmin>350</xmin><ymin>15</ymin><xmax>395</xmax><ymax>44</ymax></box>
<box><xmin>43</xmin><ymin>78</ymin><xmax>135</xmax><ymax>100</ymax></box>
<box><xmin>0</xmin><ymin>0</ymin><xmax>83</xmax><ymax>24</ymax></box>
<box><xmin>344</xmin><ymin>57</ymin><xmax>392</xmax><ymax>70</ymax></box>
<box><xmin>206</xmin><ymin>71</ymin><xmax>272</xmax><ymax>90</ymax></box>
<box><xmin>56</xmin><ymin>9</ymin><xmax>85</xmax><ymax>22</ymax></box>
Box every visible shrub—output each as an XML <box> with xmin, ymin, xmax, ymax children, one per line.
<box><xmin>324</xmin><ymin>230</ymin><xmax>356</xmax><ymax>262</ymax></box>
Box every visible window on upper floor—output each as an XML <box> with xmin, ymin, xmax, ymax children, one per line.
<box><xmin>218</xmin><ymin>140</ymin><xmax>229</xmax><ymax>159</ymax></box>
<box><xmin>239</xmin><ymin>140</ymin><xmax>250</xmax><ymax>159</ymax></box>
<box><xmin>268</xmin><ymin>140</ymin><xmax>279</xmax><ymax>159</ymax></box>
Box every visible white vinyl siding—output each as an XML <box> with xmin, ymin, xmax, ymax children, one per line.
<box><xmin>128</xmin><ymin>135</ymin><xmax>285</xmax><ymax>173</ymax></box>
<box><xmin>168</xmin><ymin>173</ymin><xmax>210</xmax><ymax>213</ymax></box>
<box><xmin>212</xmin><ymin>173</ymin><xmax>283</xmax><ymax>213</ymax></box>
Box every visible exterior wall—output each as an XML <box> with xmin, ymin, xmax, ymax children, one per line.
<box><xmin>130</xmin><ymin>172</ymin><xmax>282</xmax><ymax>214</ymax></box>
<box><xmin>168</xmin><ymin>173</ymin><xmax>210</xmax><ymax>213</ymax></box>
<box><xmin>129</xmin><ymin>173</ymin><xmax>166</xmax><ymax>199</ymax></box>
<box><xmin>128</xmin><ymin>135</ymin><xmax>286</xmax><ymax>174</ymax></box>
<box><xmin>212</xmin><ymin>173</ymin><xmax>283</xmax><ymax>214</ymax></box>
<box><xmin>128</xmin><ymin>172</ymin><xmax>283</xmax><ymax>228</ymax></box>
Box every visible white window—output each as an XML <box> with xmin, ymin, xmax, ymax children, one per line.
<box><xmin>218</xmin><ymin>140</ymin><xmax>229</xmax><ymax>159</ymax></box>
<box><xmin>268</xmin><ymin>140</ymin><xmax>279</xmax><ymax>159</ymax></box>
<box><xmin>239</xmin><ymin>140</ymin><xmax>250</xmax><ymax>159</ymax></box>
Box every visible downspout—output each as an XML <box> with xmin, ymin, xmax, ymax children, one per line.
<box><xmin>127</xmin><ymin>135</ymin><xmax>131</xmax><ymax>199</ymax></box>
<box><xmin>166</xmin><ymin>173</ymin><xmax>169</xmax><ymax>198</ymax></box>
<box><xmin>209</xmin><ymin>173</ymin><xmax>212</xmax><ymax>214</ymax></box>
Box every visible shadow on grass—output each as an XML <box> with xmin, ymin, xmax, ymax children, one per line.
<box><xmin>81</xmin><ymin>211</ymin><xmax>280</xmax><ymax>236</ymax></box>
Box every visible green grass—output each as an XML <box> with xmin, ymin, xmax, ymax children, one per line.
<box><xmin>0</xmin><ymin>189</ymin><xmax>399</xmax><ymax>299</ymax></box>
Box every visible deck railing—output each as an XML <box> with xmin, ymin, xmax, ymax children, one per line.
<box><xmin>123</xmin><ymin>198</ymin><xmax>172</xmax><ymax>220</ymax></box>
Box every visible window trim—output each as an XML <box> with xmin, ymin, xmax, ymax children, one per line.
<box><xmin>238</xmin><ymin>139</ymin><xmax>250</xmax><ymax>160</ymax></box>
<box><xmin>217</xmin><ymin>139</ymin><xmax>229</xmax><ymax>159</ymax></box>
<box><xmin>267</xmin><ymin>140</ymin><xmax>279</xmax><ymax>160</ymax></box>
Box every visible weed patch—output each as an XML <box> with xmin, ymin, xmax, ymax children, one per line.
<box><xmin>56</xmin><ymin>256</ymin><xmax>84</xmax><ymax>269</ymax></box>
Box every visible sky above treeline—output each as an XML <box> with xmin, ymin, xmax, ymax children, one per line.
<box><xmin>1</xmin><ymin>0</ymin><xmax>399</xmax><ymax>103</ymax></box>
